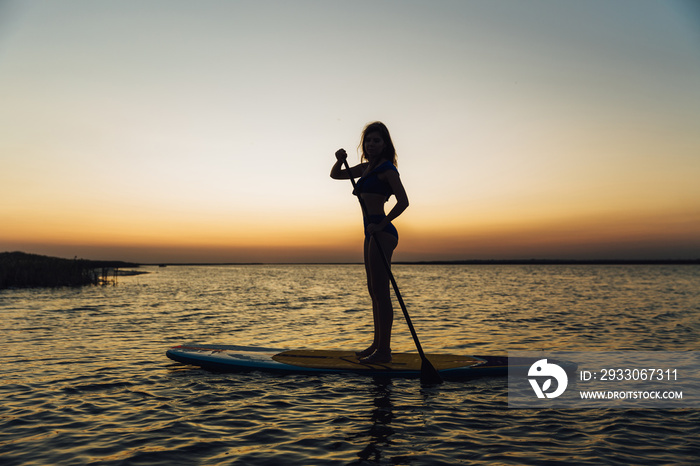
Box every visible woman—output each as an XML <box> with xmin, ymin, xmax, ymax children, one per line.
<box><xmin>330</xmin><ymin>121</ymin><xmax>409</xmax><ymax>364</ymax></box>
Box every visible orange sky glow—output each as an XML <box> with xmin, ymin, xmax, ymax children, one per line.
<box><xmin>1</xmin><ymin>1</ymin><xmax>699</xmax><ymax>263</ymax></box>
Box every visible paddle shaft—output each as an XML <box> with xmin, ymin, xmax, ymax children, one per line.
<box><xmin>342</xmin><ymin>159</ymin><xmax>441</xmax><ymax>383</ymax></box>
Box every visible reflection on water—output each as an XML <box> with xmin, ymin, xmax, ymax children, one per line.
<box><xmin>344</xmin><ymin>377</ymin><xmax>395</xmax><ymax>464</ymax></box>
<box><xmin>1</xmin><ymin>264</ymin><xmax>699</xmax><ymax>464</ymax></box>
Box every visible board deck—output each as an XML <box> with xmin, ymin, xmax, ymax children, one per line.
<box><xmin>165</xmin><ymin>344</ymin><xmax>574</xmax><ymax>380</ymax></box>
<box><xmin>272</xmin><ymin>349</ymin><xmax>482</xmax><ymax>371</ymax></box>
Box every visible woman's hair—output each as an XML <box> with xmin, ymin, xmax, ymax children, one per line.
<box><xmin>359</xmin><ymin>121</ymin><xmax>397</xmax><ymax>165</ymax></box>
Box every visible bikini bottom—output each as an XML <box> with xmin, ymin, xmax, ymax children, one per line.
<box><xmin>364</xmin><ymin>214</ymin><xmax>398</xmax><ymax>240</ymax></box>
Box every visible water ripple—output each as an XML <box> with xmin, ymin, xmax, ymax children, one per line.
<box><xmin>1</xmin><ymin>265</ymin><xmax>699</xmax><ymax>464</ymax></box>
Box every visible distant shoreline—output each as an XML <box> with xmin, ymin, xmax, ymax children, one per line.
<box><xmin>396</xmin><ymin>259</ymin><xmax>700</xmax><ymax>265</ymax></box>
<box><xmin>144</xmin><ymin>259</ymin><xmax>700</xmax><ymax>266</ymax></box>
<box><xmin>3</xmin><ymin>251</ymin><xmax>698</xmax><ymax>289</ymax></box>
<box><xmin>0</xmin><ymin>251</ymin><xmax>143</xmax><ymax>290</ymax></box>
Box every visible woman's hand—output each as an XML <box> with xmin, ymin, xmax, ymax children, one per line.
<box><xmin>331</xmin><ymin>149</ymin><xmax>366</xmax><ymax>179</ymax></box>
<box><xmin>365</xmin><ymin>219</ymin><xmax>387</xmax><ymax>236</ymax></box>
<box><xmin>365</xmin><ymin>223</ymin><xmax>377</xmax><ymax>236</ymax></box>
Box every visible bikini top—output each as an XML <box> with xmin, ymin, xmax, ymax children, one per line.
<box><xmin>353</xmin><ymin>160</ymin><xmax>398</xmax><ymax>201</ymax></box>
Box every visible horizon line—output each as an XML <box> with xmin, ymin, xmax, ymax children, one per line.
<box><xmin>3</xmin><ymin>251</ymin><xmax>699</xmax><ymax>268</ymax></box>
<box><xmin>140</xmin><ymin>258</ymin><xmax>700</xmax><ymax>266</ymax></box>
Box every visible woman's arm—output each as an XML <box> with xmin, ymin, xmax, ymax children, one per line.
<box><xmin>330</xmin><ymin>149</ymin><xmax>366</xmax><ymax>179</ymax></box>
<box><xmin>383</xmin><ymin>170</ymin><xmax>409</xmax><ymax>223</ymax></box>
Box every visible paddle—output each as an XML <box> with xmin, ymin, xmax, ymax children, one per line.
<box><xmin>342</xmin><ymin>158</ymin><xmax>443</xmax><ymax>384</ymax></box>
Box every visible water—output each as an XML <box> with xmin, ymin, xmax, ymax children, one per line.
<box><xmin>2</xmin><ymin>264</ymin><xmax>699</xmax><ymax>465</ymax></box>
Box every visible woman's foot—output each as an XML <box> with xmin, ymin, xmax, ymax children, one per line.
<box><xmin>359</xmin><ymin>350</ymin><xmax>392</xmax><ymax>364</ymax></box>
<box><xmin>355</xmin><ymin>345</ymin><xmax>377</xmax><ymax>359</ymax></box>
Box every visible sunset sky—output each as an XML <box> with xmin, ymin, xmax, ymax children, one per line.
<box><xmin>1</xmin><ymin>0</ymin><xmax>699</xmax><ymax>263</ymax></box>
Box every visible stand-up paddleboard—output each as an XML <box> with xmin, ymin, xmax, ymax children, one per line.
<box><xmin>166</xmin><ymin>344</ymin><xmax>577</xmax><ymax>380</ymax></box>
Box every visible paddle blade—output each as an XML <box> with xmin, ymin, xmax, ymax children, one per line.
<box><xmin>420</xmin><ymin>357</ymin><xmax>443</xmax><ymax>385</ymax></box>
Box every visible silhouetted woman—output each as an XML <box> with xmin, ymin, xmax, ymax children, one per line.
<box><xmin>330</xmin><ymin>121</ymin><xmax>409</xmax><ymax>363</ymax></box>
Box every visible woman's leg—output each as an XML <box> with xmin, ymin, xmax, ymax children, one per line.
<box><xmin>357</xmin><ymin>235</ymin><xmax>380</xmax><ymax>358</ymax></box>
<box><xmin>361</xmin><ymin>231</ymin><xmax>398</xmax><ymax>362</ymax></box>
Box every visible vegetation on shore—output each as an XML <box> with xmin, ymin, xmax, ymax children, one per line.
<box><xmin>0</xmin><ymin>252</ymin><xmax>142</xmax><ymax>290</ymax></box>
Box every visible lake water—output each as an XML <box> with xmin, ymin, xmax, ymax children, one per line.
<box><xmin>2</xmin><ymin>264</ymin><xmax>699</xmax><ymax>465</ymax></box>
